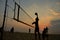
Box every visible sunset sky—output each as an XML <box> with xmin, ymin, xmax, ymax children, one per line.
<box><xmin>0</xmin><ymin>0</ymin><xmax>60</xmax><ymax>34</ymax></box>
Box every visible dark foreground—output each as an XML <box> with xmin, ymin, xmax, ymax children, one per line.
<box><xmin>0</xmin><ymin>32</ymin><xmax>60</xmax><ymax>40</ymax></box>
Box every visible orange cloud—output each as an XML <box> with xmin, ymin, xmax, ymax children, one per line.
<box><xmin>39</xmin><ymin>16</ymin><xmax>53</xmax><ymax>31</ymax></box>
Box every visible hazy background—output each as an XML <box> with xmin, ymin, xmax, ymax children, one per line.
<box><xmin>0</xmin><ymin>0</ymin><xmax>60</xmax><ymax>34</ymax></box>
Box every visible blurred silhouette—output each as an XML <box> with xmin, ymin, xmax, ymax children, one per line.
<box><xmin>0</xmin><ymin>27</ymin><xmax>3</xmax><ymax>33</ymax></box>
<box><xmin>45</xmin><ymin>27</ymin><xmax>48</xmax><ymax>40</ymax></box>
<box><xmin>10</xmin><ymin>27</ymin><xmax>14</xmax><ymax>33</ymax></box>
<box><xmin>32</xmin><ymin>13</ymin><xmax>40</xmax><ymax>40</ymax></box>
<box><xmin>42</xmin><ymin>28</ymin><xmax>46</xmax><ymax>40</ymax></box>
<box><xmin>29</xmin><ymin>28</ymin><xmax>31</xmax><ymax>33</ymax></box>
<box><xmin>42</xmin><ymin>27</ymin><xmax>48</xmax><ymax>40</ymax></box>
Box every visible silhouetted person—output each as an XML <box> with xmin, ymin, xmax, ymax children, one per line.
<box><xmin>10</xmin><ymin>27</ymin><xmax>14</xmax><ymax>33</ymax></box>
<box><xmin>29</xmin><ymin>28</ymin><xmax>31</xmax><ymax>33</ymax></box>
<box><xmin>32</xmin><ymin>13</ymin><xmax>40</xmax><ymax>40</ymax></box>
<box><xmin>42</xmin><ymin>27</ymin><xmax>48</xmax><ymax>40</ymax></box>
<box><xmin>29</xmin><ymin>28</ymin><xmax>31</xmax><ymax>40</ymax></box>
<box><xmin>42</xmin><ymin>28</ymin><xmax>46</xmax><ymax>40</ymax></box>
<box><xmin>45</xmin><ymin>27</ymin><xmax>48</xmax><ymax>40</ymax></box>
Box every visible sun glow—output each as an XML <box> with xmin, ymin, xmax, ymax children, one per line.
<box><xmin>39</xmin><ymin>16</ymin><xmax>53</xmax><ymax>31</ymax></box>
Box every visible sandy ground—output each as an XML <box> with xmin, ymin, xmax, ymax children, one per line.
<box><xmin>0</xmin><ymin>32</ymin><xmax>60</xmax><ymax>40</ymax></box>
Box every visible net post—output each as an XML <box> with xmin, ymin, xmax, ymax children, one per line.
<box><xmin>17</xmin><ymin>5</ymin><xmax>20</xmax><ymax>21</ymax></box>
<box><xmin>13</xmin><ymin>2</ymin><xmax>16</xmax><ymax>19</ymax></box>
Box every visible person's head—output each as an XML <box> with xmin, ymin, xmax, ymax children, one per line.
<box><xmin>45</xmin><ymin>27</ymin><xmax>48</xmax><ymax>30</ymax></box>
<box><xmin>35</xmin><ymin>12</ymin><xmax>38</xmax><ymax>16</ymax></box>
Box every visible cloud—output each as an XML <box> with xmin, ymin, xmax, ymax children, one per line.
<box><xmin>49</xmin><ymin>20</ymin><xmax>60</xmax><ymax>34</ymax></box>
<box><xmin>48</xmin><ymin>9</ymin><xmax>60</xmax><ymax>16</ymax></box>
<box><xmin>56</xmin><ymin>2</ymin><xmax>60</xmax><ymax>5</ymax></box>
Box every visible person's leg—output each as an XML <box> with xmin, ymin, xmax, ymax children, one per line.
<box><xmin>42</xmin><ymin>36</ymin><xmax>44</xmax><ymax>40</ymax></box>
<box><xmin>42</xmin><ymin>34</ymin><xmax>44</xmax><ymax>40</ymax></box>
<box><xmin>1</xmin><ymin>30</ymin><xmax>3</xmax><ymax>40</ymax></box>
<box><xmin>43</xmin><ymin>37</ymin><xmax>45</xmax><ymax>40</ymax></box>
<box><xmin>43</xmin><ymin>34</ymin><xmax>45</xmax><ymax>40</ymax></box>
<box><xmin>38</xmin><ymin>31</ymin><xmax>41</xmax><ymax>40</ymax></box>
<box><xmin>46</xmin><ymin>35</ymin><xmax>48</xmax><ymax>40</ymax></box>
<box><xmin>35</xmin><ymin>31</ymin><xmax>37</xmax><ymax>40</ymax></box>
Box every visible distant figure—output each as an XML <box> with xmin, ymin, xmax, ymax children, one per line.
<box><xmin>29</xmin><ymin>28</ymin><xmax>31</xmax><ymax>33</ymax></box>
<box><xmin>10</xmin><ymin>27</ymin><xmax>14</xmax><ymax>33</ymax></box>
<box><xmin>42</xmin><ymin>28</ymin><xmax>46</xmax><ymax>40</ymax></box>
<box><xmin>32</xmin><ymin>13</ymin><xmax>40</xmax><ymax>40</ymax></box>
<box><xmin>42</xmin><ymin>27</ymin><xmax>48</xmax><ymax>40</ymax></box>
